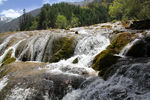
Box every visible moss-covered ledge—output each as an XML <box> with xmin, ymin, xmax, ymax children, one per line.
<box><xmin>92</xmin><ymin>32</ymin><xmax>136</xmax><ymax>77</ymax></box>
<box><xmin>49</xmin><ymin>36</ymin><xmax>75</xmax><ymax>63</ymax></box>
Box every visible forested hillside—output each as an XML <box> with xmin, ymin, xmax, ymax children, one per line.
<box><xmin>19</xmin><ymin>0</ymin><xmax>150</xmax><ymax>31</ymax></box>
<box><xmin>19</xmin><ymin>2</ymin><xmax>109</xmax><ymax>31</ymax></box>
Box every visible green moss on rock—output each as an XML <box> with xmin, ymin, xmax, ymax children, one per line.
<box><xmin>1</xmin><ymin>57</ymin><xmax>16</xmax><ymax>67</ymax></box>
<box><xmin>2</xmin><ymin>49</ymin><xmax>13</xmax><ymax>63</ymax></box>
<box><xmin>92</xmin><ymin>50</ymin><xmax>120</xmax><ymax>71</ymax></box>
<box><xmin>72</xmin><ymin>58</ymin><xmax>78</xmax><ymax>64</ymax></box>
<box><xmin>49</xmin><ymin>37</ymin><xmax>75</xmax><ymax>63</ymax></box>
<box><xmin>107</xmin><ymin>33</ymin><xmax>135</xmax><ymax>54</ymax></box>
<box><xmin>15</xmin><ymin>40</ymin><xmax>27</xmax><ymax>58</ymax></box>
<box><xmin>92</xmin><ymin>33</ymin><xmax>135</xmax><ymax>77</ymax></box>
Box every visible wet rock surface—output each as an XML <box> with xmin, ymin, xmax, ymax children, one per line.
<box><xmin>0</xmin><ymin>62</ymin><xmax>86</xmax><ymax>100</ymax></box>
<box><xmin>129</xmin><ymin>20</ymin><xmax>150</xmax><ymax>30</ymax></box>
<box><xmin>75</xmin><ymin>58</ymin><xmax>150</xmax><ymax>100</ymax></box>
<box><xmin>126</xmin><ymin>34</ymin><xmax>150</xmax><ymax>57</ymax></box>
<box><xmin>0</xmin><ymin>21</ymin><xmax>150</xmax><ymax>100</ymax></box>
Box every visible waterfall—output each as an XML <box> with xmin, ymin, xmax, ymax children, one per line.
<box><xmin>41</xmin><ymin>33</ymin><xmax>110</xmax><ymax>76</ymax></box>
<box><xmin>63</xmin><ymin>58</ymin><xmax>150</xmax><ymax>100</ymax></box>
<box><xmin>119</xmin><ymin>39</ymin><xmax>140</xmax><ymax>57</ymax></box>
<box><xmin>0</xmin><ymin>22</ymin><xmax>149</xmax><ymax>100</ymax></box>
<box><xmin>0</xmin><ymin>28</ymin><xmax>110</xmax><ymax>100</ymax></box>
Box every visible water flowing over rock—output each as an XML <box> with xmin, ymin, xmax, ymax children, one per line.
<box><xmin>0</xmin><ymin>22</ymin><xmax>150</xmax><ymax>100</ymax></box>
<box><xmin>63</xmin><ymin>58</ymin><xmax>150</xmax><ymax>100</ymax></box>
<box><xmin>0</xmin><ymin>23</ymin><xmax>111</xmax><ymax>100</ymax></box>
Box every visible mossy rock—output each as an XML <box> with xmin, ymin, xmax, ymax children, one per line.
<box><xmin>92</xmin><ymin>33</ymin><xmax>135</xmax><ymax>77</ymax></box>
<box><xmin>101</xmin><ymin>25</ymin><xmax>112</xmax><ymax>29</ymax></box>
<box><xmin>1</xmin><ymin>57</ymin><xmax>16</xmax><ymax>67</ymax></box>
<box><xmin>72</xmin><ymin>58</ymin><xmax>78</xmax><ymax>64</ymax></box>
<box><xmin>107</xmin><ymin>32</ymin><xmax>135</xmax><ymax>54</ymax></box>
<box><xmin>2</xmin><ymin>49</ymin><xmax>13</xmax><ymax>63</ymax></box>
<box><xmin>15</xmin><ymin>40</ymin><xmax>27</xmax><ymax>58</ymax></box>
<box><xmin>126</xmin><ymin>40</ymin><xmax>146</xmax><ymax>57</ymax></box>
<box><xmin>49</xmin><ymin>37</ymin><xmax>75</xmax><ymax>63</ymax></box>
<box><xmin>113</xmin><ymin>30</ymin><xmax>124</xmax><ymax>34</ymax></box>
<box><xmin>52</xmin><ymin>37</ymin><xmax>66</xmax><ymax>55</ymax></box>
<box><xmin>121</xmin><ymin>20</ymin><xmax>131</xmax><ymax>29</ymax></box>
<box><xmin>92</xmin><ymin>50</ymin><xmax>120</xmax><ymax>72</ymax></box>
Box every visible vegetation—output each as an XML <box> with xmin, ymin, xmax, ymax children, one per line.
<box><xmin>55</xmin><ymin>14</ymin><xmax>68</xmax><ymax>29</ymax></box>
<box><xmin>72</xmin><ymin>58</ymin><xmax>78</xmax><ymax>64</ymax></box>
<box><xmin>107</xmin><ymin>32</ymin><xmax>135</xmax><ymax>54</ymax></box>
<box><xmin>2</xmin><ymin>49</ymin><xmax>13</xmax><ymax>63</ymax></box>
<box><xmin>92</xmin><ymin>32</ymin><xmax>136</xmax><ymax>77</ymax></box>
<box><xmin>19</xmin><ymin>2</ymin><xmax>109</xmax><ymax>31</ymax></box>
<box><xmin>49</xmin><ymin>36</ymin><xmax>75</xmax><ymax>63</ymax></box>
<box><xmin>19</xmin><ymin>0</ymin><xmax>150</xmax><ymax>31</ymax></box>
<box><xmin>109</xmin><ymin>0</ymin><xmax>150</xmax><ymax>20</ymax></box>
<box><xmin>19</xmin><ymin>9</ymin><xmax>34</xmax><ymax>31</ymax></box>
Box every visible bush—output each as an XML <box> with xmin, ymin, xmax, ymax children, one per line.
<box><xmin>55</xmin><ymin>14</ymin><xmax>68</xmax><ymax>29</ymax></box>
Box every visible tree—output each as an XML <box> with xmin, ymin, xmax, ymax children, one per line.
<box><xmin>19</xmin><ymin>9</ymin><xmax>34</xmax><ymax>31</ymax></box>
<box><xmin>55</xmin><ymin>14</ymin><xmax>67</xmax><ymax>29</ymax></box>
<box><xmin>38</xmin><ymin>4</ymin><xmax>51</xmax><ymax>29</ymax></box>
<box><xmin>29</xmin><ymin>19</ymin><xmax>38</xmax><ymax>30</ymax></box>
<box><xmin>109</xmin><ymin>0</ymin><xmax>124</xmax><ymax>20</ymax></box>
<box><xmin>109</xmin><ymin>0</ymin><xmax>150</xmax><ymax>20</ymax></box>
<box><xmin>70</xmin><ymin>14</ymin><xmax>80</xmax><ymax>27</ymax></box>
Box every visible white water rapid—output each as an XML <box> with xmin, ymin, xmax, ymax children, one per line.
<box><xmin>0</xmin><ymin>24</ymin><xmax>111</xmax><ymax>100</ymax></box>
<box><xmin>0</xmin><ymin>22</ymin><xmax>149</xmax><ymax>100</ymax></box>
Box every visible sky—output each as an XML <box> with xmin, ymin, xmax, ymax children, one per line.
<box><xmin>0</xmin><ymin>0</ymin><xmax>83</xmax><ymax>18</ymax></box>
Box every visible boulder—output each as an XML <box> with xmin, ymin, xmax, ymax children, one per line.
<box><xmin>107</xmin><ymin>32</ymin><xmax>135</xmax><ymax>54</ymax></box>
<box><xmin>129</xmin><ymin>20</ymin><xmax>150</xmax><ymax>30</ymax></box>
<box><xmin>126</xmin><ymin>34</ymin><xmax>150</xmax><ymax>57</ymax></box>
<box><xmin>126</xmin><ymin>40</ymin><xmax>147</xmax><ymax>57</ymax></box>
<box><xmin>92</xmin><ymin>50</ymin><xmax>120</xmax><ymax>77</ymax></box>
<box><xmin>72</xmin><ymin>58</ymin><xmax>78</xmax><ymax>64</ymax></box>
<box><xmin>92</xmin><ymin>32</ymin><xmax>135</xmax><ymax>77</ymax></box>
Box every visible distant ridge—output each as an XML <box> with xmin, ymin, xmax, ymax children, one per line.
<box><xmin>69</xmin><ymin>0</ymin><xmax>102</xmax><ymax>6</ymax></box>
<box><xmin>0</xmin><ymin>8</ymin><xmax>41</xmax><ymax>32</ymax></box>
<box><xmin>0</xmin><ymin>0</ymin><xmax>103</xmax><ymax>32</ymax></box>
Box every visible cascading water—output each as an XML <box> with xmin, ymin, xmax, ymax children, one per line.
<box><xmin>0</xmin><ymin>25</ymin><xmax>111</xmax><ymax>100</ymax></box>
<box><xmin>0</xmin><ymin>22</ymin><xmax>149</xmax><ymax>100</ymax></box>
<box><xmin>62</xmin><ymin>58</ymin><xmax>150</xmax><ymax>100</ymax></box>
<box><xmin>118</xmin><ymin>39</ymin><xmax>140</xmax><ymax>57</ymax></box>
<box><xmin>43</xmin><ymin>33</ymin><xmax>110</xmax><ymax>76</ymax></box>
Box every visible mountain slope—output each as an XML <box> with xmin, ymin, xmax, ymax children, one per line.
<box><xmin>0</xmin><ymin>8</ymin><xmax>41</xmax><ymax>32</ymax></box>
<box><xmin>0</xmin><ymin>16</ymin><xmax>13</xmax><ymax>27</ymax></box>
<box><xmin>69</xmin><ymin>0</ymin><xmax>102</xmax><ymax>6</ymax></box>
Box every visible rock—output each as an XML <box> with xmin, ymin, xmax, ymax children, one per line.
<box><xmin>92</xmin><ymin>50</ymin><xmax>120</xmax><ymax>77</ymax></box>
<box><xmin>2</xmin><ymin>49</ymin><xmax>13</xmax><ymax>63</ymax></box>
<box><xmin>75</xmin><ymin>31</ymin><xmax>78</xmax><ymax>34</ymax></box>
<box><xmin>107</xmin><ymin>32</ymin><xmax>135</xmax><ymax>54</ymax></box>
<box><xmin>1</xmin><ymin>57</ymin><xmax>16</xmax><ymax>67</ymax></box>
<box><xmin>0</xmin><ymin>62</ymin><xmax>86</xmax><ymax>100</ymax></box>
<box><xmin>15</xmin><ymin>40</ymin><xmax>27</xmax><ymax>57</ymax></box>
<box><xmin>129</xmin><ymin>20</ymin><xmax>150</xmax><ymax>30</ymax></box>
<box><xmin>72</xmin><ymin>58</ymin><xmax>78</xmax><ymax>64</ymax></box>
<box><xmin>126</xmin><ymin>40</ymin><xmax>147</xmax><ymax>57</ymax></box>
<box><xmin>92</xmin><ymin>33</ymin><xmax>135</xmax><ymax>77</ymax></box>
<box><xmin>126</xmin><ymin>34</ymin><xmax>150</xmax><ymax>57</ymax></box>
<box><xmin>49</xmin><ymin>37</ymin><xmax>75</xmax><ymax>63</ymax></box>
